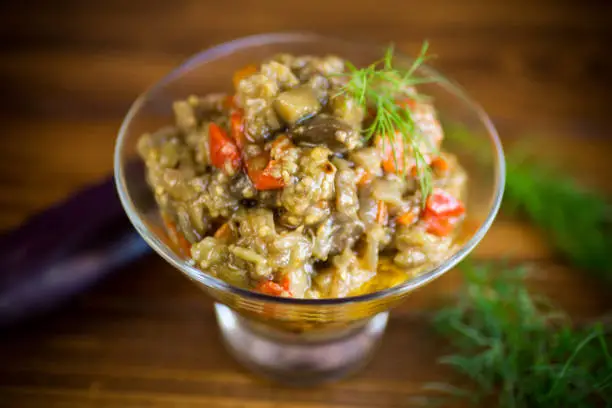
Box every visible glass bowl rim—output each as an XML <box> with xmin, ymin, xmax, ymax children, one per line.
<box><xmin>114</xmin><ymin>31</ymin><xmax>506</xmax><ymax>306</ymax></box>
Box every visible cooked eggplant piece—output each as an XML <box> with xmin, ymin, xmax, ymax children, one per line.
<box><xmin>292</xmin><ymin>114</ymin><xmax>356</xmax><ymax>153</ymax></box>
<box><xmin>273</xmin><ymin>86</ymin><xmax>321</xmax><ymax>125</ymax></box>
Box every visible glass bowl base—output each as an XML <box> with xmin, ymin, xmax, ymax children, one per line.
<box><xmin>214</xmin><ymin>303</ymin><xmax>389</xmax><ymax>386</ymax></box>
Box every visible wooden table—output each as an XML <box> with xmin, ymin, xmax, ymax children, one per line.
<box><xmin>1</xmin><ymin>1</ymin><xmax>611</xmax><ymax>406</ymax></box>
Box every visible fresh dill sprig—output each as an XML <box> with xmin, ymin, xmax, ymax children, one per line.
<box><xmin>430</xmin><ymin>125</ymin><xmax>612</xmax><ymax>405</ymax></box>
<box><xmin>432</xmin><ymin>261</ymin><xmax>612</xmax><ymax>408</ymax></box>
<box><xmin>504</xmin><ymin>158</ymin><xmax>612</xmax><ymax>279</ymax></box>
<box><xmin>445</xmin><ymin>124</ymin><xmax>612</xmax><ymax>280</ymax></box>
<box><xmin>340</xmin><ymin>41</ymin><xmax>439</xmax><ymax>201</ymax></box>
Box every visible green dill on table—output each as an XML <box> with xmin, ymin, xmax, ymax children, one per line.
<box><xmin>429</xmin><ymin>125</ymin><xmax>612</xmax><ymax>407</ymax></box>
<box><xmin>431</xmin><ymin>261</ymin><xmax>612</xmax><ymax>408</ymax></box>
<box><xmin>446</xmin><ymin>124</ymin><xmax>612</xmax><ymax>280</ymax></box>
<box><xmin>503</xmin><ymin>157</ymin><xmax>612</xmax><ymax>279</ymax></box>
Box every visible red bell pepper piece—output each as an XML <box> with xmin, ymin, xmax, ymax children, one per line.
<box><xmin>208</xmin><ymin>122</ymin><xmax>241</xmax><ymax>174</ymax></box>
<box><xmin>425</xmin><ymin>188</ymin><xmax>465</xmax><ymax>217</ymax></box>
<box><xmin>421</xmin><ymin>189</ymin><xmax>465</xmax><ymax>237</ymax></box>
<box><xmin>245</xmin><ymin>152</ymin><xmax>285</xmax><ymax>190</ymax></box>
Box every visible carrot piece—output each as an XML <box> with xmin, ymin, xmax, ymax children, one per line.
<box><xmin>209</xmin><ymin>122</ymin><xmax>242</xmax><ymax>174</ymax></box>
<box><xmin>233</xmin><ymin>64</ymin><xmax>258</xmax><ymax>89</ymax></box>
<box><xmin>280</xmin><ymin>275</ymin><xmax>291</xmax><ymax>291</ymax></box>
<box><xmin>431</xmin><ymin>156</ymin><xmax>449</xmax><ymax>173</ymax></box>
<box><xmin>376</xmin><ymin>133</ymin><xmax>405</xmax><ymax>174</ymax></box>
<box><xmin>376</xmin><ymin>201</ymin><xmax>388</xmax><ymax>225</ymax></box>
<box><xmin>396</xmin><ymin>211</ymin><xmax>416</xmax><ymax>225</ymax></box>
<box><xmin>356</xmin><ymin>168</ymin><xmax>373</xmax><ymax>186</ymax></box>
<box><xmin>213</xmin><ymin>222</ymin><xmax>232</xmax><ymax>241</ymax></box>
<box><xmin>396</xmin><ymin>98</ymin><xmax>417</xmax><ymax>109</ymax></box>
<box><xmin>257</xmin><ymin>280</ymin><xmax>285</xmax><ymax>296</ymax></box>
<box><xmin>162</xmin><ymin>215</ymin><xmax>192</xmax><ymax>256</ymax></box>
<box><xmin>279</xmin><ymin>275</ymin><xmax>294</xmax><ymax>297</ymax></box>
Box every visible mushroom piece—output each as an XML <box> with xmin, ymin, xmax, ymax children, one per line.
<box><xmin>292</xmin><ymin>114</ymin><xmax>358</xmax><ymax>153</ymax></box>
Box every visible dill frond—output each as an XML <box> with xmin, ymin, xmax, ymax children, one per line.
<box><xmin>432</xmin><ymin>261</ymin><xmax>612</xmax><ymax>407</ymax></box>
<box><xmin>445</xmin><ymin>124</ymin><xmax>612</xmax><ymax>279</ymax></box>
<box><xmin>340</xmin><ymin>41</ymin><xmax>439</xmax><ymax>202</ymax></box>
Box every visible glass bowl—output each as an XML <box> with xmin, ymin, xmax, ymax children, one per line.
<box><xmin>114</xmin><ymin>32</ymin><xmax>505</xmax><ymax>385</ymax></box>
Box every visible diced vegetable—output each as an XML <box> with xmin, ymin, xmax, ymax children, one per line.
<box><xmin>233</xmin><ymin>64</ymin><xmax>258</xmax><ymax>89</ymax></box>
<box><xmin>425</xmin><ymin>188</ymin><xmax>465</xmax><ymax>217</ymax></box>
<box><xmin>173</xmin><ymin>100</ymin><xmax>197</xmax><ymax>133</ymax></box>
<box><xmin>160</xmin><ymin>168</ymin><xmax>195</xmax><ymax>201</ymax></box>
<box><xmin>423</xmin><ymin>215</ymin><xmax>459</xmax><ymax>237</ymax></box>
<box><xmin>261</xmin><ymin>61</ymin><xmax>300</xmax><ymax>89</ymax></box>
<box><xmin>358</xmin><ymin>185</ymin><xmax>379</xmax><ymax>226</ymax></box>
<box><xmin>190</xmin><ymin>237</ymin><xmax>227</xmax><ymax>269</ymax></box>
<box><xmin>331</xmin><ymin>93</ymin><xmax>365</xmax><ymax>128</ymax></box>
<box><xmin>237</xmin><ymin>208</ymin><xmax>276</xmax><ymax>238</ymax></box>
<box><xmin>269</xmin><ymin>134</ymin><xmax>294</xmax><ymax>157</ymax></box>
<box><xmin>371</xmin><ymin>178</ymin><xmax>405</xmax><ymax>207</ymax></box>
<box><xmin>393</xmin><ymin>248</ymin><xmax>427</xmax><ymax>268</ymax></box>
<box><xmin>396</xmin><ymin>211</ymin><xmax>416</xmax><ymax>225</ymax></box>
<box><xmin>230</xmin><ymin>110</ymin><xmax>250</xmax><ymax>149</ymax></box>
<box><xmin>329</xmin><ymin>214</ymin><xmax>364</xmax><ymax>255</ymax></box>
<box><xmin>356</xmin><ymin>169</ymin><xmax>373</xmax><ymax>186</ymax></box>
<box><xmin>293</xmin><ymin>114</ymin><xmax>356</xmax><ymax>153</ymax></box>
<box><xmin>280</xmin><ymin>275</ymin><xmax>292</xmax><ymax>292</ymax></box>
<box><xmin>257</xmin><ymin>280</ymin><xmax>284</xmax><ymax>296</ymax></box>
<box><xmin>174</xmin><ymin>203</ymin><xmax>204</xmax><ymax>243</ymax></box>
<box><xmin>335</xmin><ymin>169</ymin><xmax>359</xmax><ymax>218</ymax></box>
<box><xmin>362</xmin><ymin>224</ymin><xmax>386</xmax><ymax>272</ymax></box>
<box><xmin>257</xmin><ymin>277</ymin><xmax>293</xmax><ymax>297</ymax></box>
<box><xmin>208</xmin><ymin>123</ymin><xmax>242</xmax><ymax>174</ymax></box>
<box><xmin>421</xmin><ymin>188</ymin><xmax>465</xmax><ymax>237</ymax></box>
<box><xmin>376</xmin><ymin>133</ymin><xmax>405</xmax><ymax>174</ymax></box>
<box><xmin>395</xmin><ymin>225</ymin><xmax>430</xmax><ymax>249</ymax></box>
<box><xmin>376</xmin><ymin>201</ymin><xmax>388</xmax><ymax>224</ymax></box>
<box><xmin>323</xmin><ymin>248</ymin><xmax>375</xmax><ymax>297</ymax></box>
<box><xmin>246</xmin><ymin>152</ymin><xmax>286</xmax><ymax>190</ymax></box>
<box><xmin>313</xmin><ymin>217</ymin><xmax>335</xmax><ymax>260</ymax></box>
<box><xmin>213</xmin><ymin>222</ymin><xmax>232</xmax><ymax>242</ymax></box>
<box><xmin>273</xmin><ymin>86</ymin><xmax>321</xmax><ymax>125</ymax></box>
<box><xmin>431</xmin><ymin>156</ymin><xmax>449</xmax><ymax>173</ymax></box>
<box><xmin>162</xmin><ymin>215</ymin><xmax>192</xmax><ymax>256</ymax></box>
<box><xmin>350</xmin><ymin>147</ymin><xmax>382</xmax><ymax>177</ymax></box>
<box><xmin>230</xmin><ymin>245</ymin><xmax>267</xmax><ymax>265</ymax></box>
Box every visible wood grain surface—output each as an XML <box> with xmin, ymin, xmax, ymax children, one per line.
<box><xmin>0</xmin><ymin>1</ymin><xmax>611</xmax><ymax>407</ymax></box>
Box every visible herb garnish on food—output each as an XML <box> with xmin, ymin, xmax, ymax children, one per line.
<box><xmin>340</xmin><ymin>42</ymin><xmax>438</xmax><ymax>202</ymax></box>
